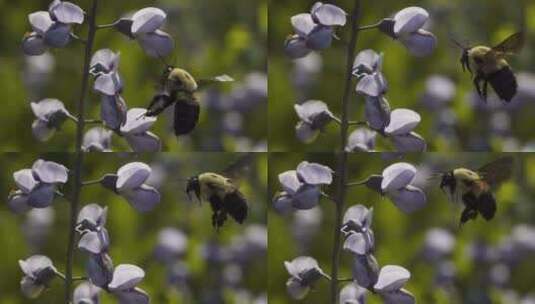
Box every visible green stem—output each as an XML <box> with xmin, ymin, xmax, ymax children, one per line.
<box><xmin>330</xmin><ymin>1</ymin><xmax>361</xmax><ymax>303</ymax></box>
<box><xmin>346</xmin><ymin>178</ymin><xmax>369</xmax><ymax>187</ymax></box>
<box><xmin>358</xmin><ymin>21</ymin><xmax>382</xmax><ymax>31</ymax></box>
<box><xmin>65</xmin><ymin>0</ymin><xmax>99</xmax><ymax>302</ymax></box>
<box><xmin>81</xmin><ymin>178</ymin><xmax>103</xmax><ymax>186</ymax></box>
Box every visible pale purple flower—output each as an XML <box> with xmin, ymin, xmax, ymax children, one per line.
<box><xmin>100</xmin><ymin>95</ymin><xmax>127</xmax><ymax>130</ymax></box>
<box><xmin>423</xmin><ymin>228</ymin><xmax>455</xmax><ymax>261</ymax></box>
<box><xmin>87</xmin><ymin>253</ymin><xmax>114</xmax><ymax>288</ymax></box>
<box><xmin>339</xmin><ymin>282</ymin><xmax>367</xmax><ymax>304</ymax></box>
<box><xmin>91</xmin><ymin>49</ymin><xmax>123</xmax><ymax>96</ymax></box>
<box><xmin>351</xmin><ymin>254</ymin><xmax>379</xmax><ymax>288</ymax></box>
<box><xmin>77</xmin><ymin>204</ymin><xmax>110</xmax><ymax>254</ymax></box>
<box><xmin>120</xmin><ymin>108</ymin><xmax>161</xmax><ymax>152</ymax></box>
<box><xmin>31</xmin><ymin>98</ymin><xmax>70</xmax><ymax>141</ymax></box>
<box><xmin>284</xmin><ymin>3</ymin><xmax>346</xmax><ymax>58</ymax></box>
<box><xmin>380</xmin><ymin>162</ymin><xmax>427</xmax><ymax>213</ymax></box>
<box><xmin>354</xmin><ymin>49</ymin><xmax>388</xmax><ymax>98</ymax></box>
<box><xmin>19</xmin><ymin>255</ymin><xmax>57</xmax><ymax>298</ymax></box>
<box><xmin>390</xmin><ymin>7</ymin><xmax>436</xmax><ymax>57</ymax></box>
<box><xmin>346</xmin><ymin>128</ymin><xmax>376</xmax><ymax>152</ymax></box>
<box><xmin>73</xmin><ymin>282</ymin><xmax>101</xmax><ymax>304</ymax></box>
<box><xmin>421</xmin><ymin>75</ymin><xmax>456</xmax><ymax>109</ymax></box>
<box><xmin>83</xmin><ymin>127</ymin><xmax>113</xmax><ymax>152</ymax></box>
<box><xmin>384</xmin><ymin>109</ymin><xmax>426</xmax><ymax>152</ymax></box>
<box><xmin>294</xmin><ymin>100</ymin><xmax>333</xmax><ymax>143</ymax></box>
<box><xmin>9</xmin><ymin>159</ymin><xmax>68</xmax><ymax>209</ymax></box>
<box><xmin>111</xmin><ymin>162</ymin><xmax>161</xmax><ymax>212</ymax></box>
<box><xmin>284</xmin><ymin>256</ymin><xmax>330</xmax><ymax>300</ymax></box>
<box><xmin>374</xmin><ymin>265</ymin><xmax>415</xmax><ymax>304</ymax></box>
<box><xmin>22</xmin><ymin>1</ymin><xmax>84</xmax><ymax>56</ymax></box>
<box><xmin>109</xmin><ymin>264</ymin><xmax>150</xmax><ymax>304</ymax></box>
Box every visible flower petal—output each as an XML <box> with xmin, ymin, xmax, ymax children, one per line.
<box><xmin>27</xmin><ymin>183</ymin><xmax>56</xmax><ymax>208</ymax></box>
<box><xmin>291</xmin><ymin>13</ymin><xmax>315</xmax><ymax>37</ymax></box>
<box><xmin>108</xmin><ymin>264</ymin><xmax>145</xmax><ymax>291</ymax></box>
<box><xmin>131</xmin><ymin>7</ymin><xmax>166</xmax><ymax>35</ymax></box>
<box><xmin>381</xmin><ymin>162</ymin><xmax>416</xmax><ymax>192</ymax></box>
<box><xmin>286</xmin><ymin>277</ymin><xmax>310</xmax><ymax>300</ymax></box>
<box><xmin>364</xmin><ymin>96</ymin><xmax>390</xmax><ymax>130</ymax></box>
<box><xmin>343</xmin><ymin>232</ymin><xmax>371</xmax><ymax>255</ymax></box>
<box><xmin>7</xmin><ymin>191</ymin><xmax>32</xmax><ymax>214</ymax></box>
<box><xmin>339</xmin><ymin>282</ymin><xmax>367</xmax><ymax>304</ymax></box>
<box><xmin>78</xmin><ymin>229</ymin><xmax>110</xmax><ymax>254</ymax></box>
<box><xmin>77</xmin><ymin>203</ymin><xmax>107</xmax><ymax>230</ymax></box>
<box><xmin>384</xmin><ymin>109</ymin><xmax>421</xmax><ymax>136</ymax></box>
<box><xmin>342</xmin><ymin>205</ymin><xmax>373</xmax><ymax>230</ymax></box>
<box><xmin>296</xmin><ymin>161</ymin><xmax>333</xmax><ymax>185</ymax></box>
<box><xmin>294</xmin><ymin>100</ymin><xmax>330</xmax><ymax>124</ymax></box>
<box><xmin>137</xmin><ymin>30</ymin><xmax>174</xmax><ymax>58</ymax></box>
<box><xmin>116</xmin><ymin>287</ymin><xmax>150</xmax><ymax>304</ymax></box>
<box><xmin>90</xmin><ymin>49</ymin><xmax>119</xmax><ymax>73</ymax></box>
<box><xmin>284</xmin><ymin>256</ymin><xmax>319</xmax><ymax>277</ymax></box>
<box><xmin>73</xmin><ymin>282</ymin><xmax>101</xmax><ymax>304</ymax></box>
<box><xmin>32</xmin><ymin>159</ymin><xmax>68</xmax><ymax>184</ymax></box>
<box><xmin>49</xmin><ymin>1</ymin><xmax>84</xmax><ymax>24</ymax></box>
<box><xmin>352</xmin><ymin>254</ymin><xmax>379</xmax><ymax>289</ymax></box>
<box><xmin>353</xmin><ymin>49</ymin><xmax>380</xmax><ymax>76</ymax></box>
<box><xmin>306</xmin><ymin>26</ymin><xmax>333</xmax><ymax>50</ymax></box>
<box><xmin>22</xmin><ymin>33</ymin><xmax>47</xmax><ymax>56</ymax></box>
<box><xmin>386</xmin><ymin>185</ymin><xmax>427</xmax><ymax>213</ymax></box>
<box><xmin>28</xmin><ymin>11</ymin><xmax>53</xmax><ymax>35</ymax></box>
<box><xmin>87</xmin><ymin>253</ymin><xmax>114</xmax><ymax>288</ymax></box>
<box><xmin>374</xmin><ymin>265</ymin><xmax>411</xmax><ymax>292</ymax></box>
<box><xmin>101</xmin><ymin>95</ymin><xmax>127</xmax><ymax>130</ymax></box>
<box><xmin>295</xmin><ymin>121</ymin><xmax>319</xmax><ymax>143</ymax></box>
<box><xmin>116</xmin><ymin>162</ymin><xmax>151</xmax><ymax>191</ymax></box>
<box><xmin>356</xmin><ymin>73</ymin><xmax>387</xmax><ymax>97</ymax></box>
<box><xmin>284</xmin><ymin>35</ymin><xmax>311</xmax><ymax>59</ymax></box>
<box><xmin>94</xmin><ymin>71</ymin><xmax>122</xmax><ymax>96</ymax></box>
<box><xmin>31</xmin><ymin>98</ymin><xmax>68</xmax><ymax>121</ymax></box>
<box><xmin>120</xmin><ymin>108</ymin><xmax>157</xmax><ymax>135</ymax></box>
<box><xmin>125</xmin><ymin>132</ymin><xmax>161</xmax><ymax>152</ymax></box>
<box><xmin>13</xmin><ymin>169</ymin><xmax>38</xmax><ymax>193</ymax></box>
<box><xmin>121</xmin><ymin>184</ymin><xmax>161</xmax><ymax>212</ymax></box>
<box><xmin>278</xmin><ymin>170</ymin><xmax>302</xmax><ymax>195</ymax></box>
<box><xmin>292</xmin><ymin>185</ymin><xmax>321</xmax><ymax>210</ymax></box>
<box><xmin>44</xmin><ymin>23</ymin><xmax>71</xmax><ymax>47</ymax></box>
<box><xmin>312</xmin><ymin>3</ymin><xmax>347</xmax><ymax>26</ymax></box>
<box><xmin>391</xmin><ymin>132</ymin><xmax>426</xmax><ymax>152</ymax></box>
<box><xmin>394</xmin><ymin>7</ymin><xmax>429</xmax><ymax>35</ymax></box>
<box><xmin>382</xmin><ymin>289</ymin><xmax>415</xmax><ymax>304</ymax></box>
<box><xmin>400</xmin><ymin>29</ymin><xmax>436</xmax><ymax>57</ymax></box>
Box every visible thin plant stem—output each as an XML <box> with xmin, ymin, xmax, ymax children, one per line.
<box><xmin>81</xmin><ymin>178</ymin><xmax>103</xmax><ymax>186</ymax></box>
<box><xmin>358</xmin><ymin>20</ymin><xmax>382</xmax><ymax>31</ymax></box>
<box><xmin>65</xmin><ymin>0</ymin><xmax>99</xmax><ymax>302</ymax></box>
<box><xmin>346</xmin><ymin>178</ymin><xmax>369</xmax><ymax>187</ymax></box>
<box><xmin>330</xmin><ymin>1</ymin><xmax>362</xmax><ymax>303</ymax></box>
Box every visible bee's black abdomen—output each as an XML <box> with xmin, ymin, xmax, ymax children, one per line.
<box><xmin>476</xmin><ymin>192</ymin><xmax>496</xmax><ymax>220</ymax></box>
<box><xmin>174</xmin><ymin>98</ymin><xmax>200</xmax><ymax>135</ymax></box>
<box><xmin>223</xmin><ymin>191</ymin><xmax>248</xmax><ymax>224</ymax></box>
<box><xmin>487</xmin><ymin>66</ymin><xmax>517</xmax><ymax>102</ymax></box>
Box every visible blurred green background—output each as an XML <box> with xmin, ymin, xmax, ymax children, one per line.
<box><xmin>268</xmin><ymin>153</ymin><xmax>535</xmax><ymax>303</ymax></box>
<box><xmin>0</xmin><ymin>0</ymin><xmax>267</xmax><ymax>151</ymax></box>
<box><xmin>0</xmin><ymin>152</ymin><xmax>267</xmax><ymax>303</ymax></box>
<box><xmin>269</xmin><ymin>0</ymin><xmax>535</xmax><ymax>152</ymax></box>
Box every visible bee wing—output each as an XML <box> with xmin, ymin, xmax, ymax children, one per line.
<box><xmin>220</xmin><ymin>153</ymin><xmax>256</xmax><ymax>188</ymax></box>
<box><xmin>477</xmin><ymin>156</ymin><xmax>514</xmax><ymax>188</ymax></box>
<box><xmin>197</xmin><ymin>75</ymin><xmax>234</xmax><ymax>90</ymax></box>
<box><xmin>490</xmin><ymin>32</ymin><xmax>525</xmax><ymax>55</ymax></box>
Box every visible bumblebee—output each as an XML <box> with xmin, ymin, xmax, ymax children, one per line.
<box><xmin>456</xmin><ymin>32</ymin><xmax>524</xmax><ymax>102</ymax></box>
<box><xmin>440</xmin><ymin>157</ymin><xmax>513</xmax><ymax>226</ymax></box>
<box><xmin>145</xmin><ymin>66</ymin><xmax>233</xmax><ymax>136</ymax></box>
<box><xmin>186</xmin><ymin>172</ymin><xmax>248</xmax><ymax>230</ymax></box>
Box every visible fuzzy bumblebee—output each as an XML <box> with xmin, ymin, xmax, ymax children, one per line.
<box><xmin>456</xmin><ymin>32</ymin><xmax>524</xmax><ymax>102</ymax></box>
<box><xmin>145</xmin><ymin>67</ymin><xmax>233</xmax><ymax>136</ymax></box>
<box><xmin>186</xmin><ymin>172</ymin><xmax>248</xmax><ymax>230</ymax></box>
<box><xmin>439</xmin><ymin>157</ymin><xmax>513</xmax><ymax>226</ymax></box>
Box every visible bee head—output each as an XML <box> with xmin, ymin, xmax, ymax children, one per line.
<box><xmin>167</xmin><ymin>68</ymin><xmax>198</xmax><ymax>93</ymax></box>
<box><xmin>186</xmin><ymin>176</ymin><xmax>201</xmax><ymax>202</ymax></box>
<box><xmin>440</xmin><ymin>171</ymin><xmax>456</xmax><ymax>195</ymax></box>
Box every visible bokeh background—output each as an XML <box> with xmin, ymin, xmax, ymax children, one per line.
<box><xmin>0</xmin><ymin>152</ymin><xmax>267</xmax><ymax>303</ymax></box>
<box><xmin>269</xmin><ymin>0</ymin><xmax>535</xmax><ymax>152</ymax></box>
<box><xmin>1</xmin><ymin>0</ymin><xmax>267</xmax><ymax>152</ymax></box>
<box><xmin>268</xmin><ymin>153</ymin><xmax>535</xmax><ymax>303</ymax></box>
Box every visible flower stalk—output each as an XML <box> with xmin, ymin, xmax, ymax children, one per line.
<box><xmin>65</xmin><ymin>0</ymin><xmax>99</xmax><ymax>302</ymax></box>
<box><xmin>330</xmin><ymin>0</ymin><xmax>362</xmax><ymax>303</ymax></box>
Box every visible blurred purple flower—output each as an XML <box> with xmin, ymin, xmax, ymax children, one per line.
<box><xmin>284</xmin><ymin>256</ymin><xmax>330</xmax><ymax>300</ymax></box>
<box><xmin>19</xmin><ymin>255</ymin><xmax>57</xmax><ymax>298</ymax></box>
<box><xmin>22</xmin><ymin>207</ymin><xmax>55</xmax><ymax>250</ymax></box>
<box><xmin>421</xmin><ymin>75</ymin><xmax>456</xmax><ymax>110</ymax></box>
<box><xmin>153</xmin><ymin>227</ymin><xmax>188</xmax><ymax>263</ymax></box>
<box><xmin>423</xmin><ymin>228</ymin><xmax>455</xmax><ymax>261</ymax></box>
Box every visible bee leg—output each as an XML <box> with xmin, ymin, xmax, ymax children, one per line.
<box><xmin>473</xmin><ymin>74</ymin><xmax>484</xmax><ymax>101</ymax></box>
<box><xmin>482</xmin><ymin>79</ymin><xmax>489</xmax><ymax>101</ymax></box>
<box><xmin>460</xmin><ymin>207</ymin><xmax>478</xmax><ymax>226</ymax></box>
